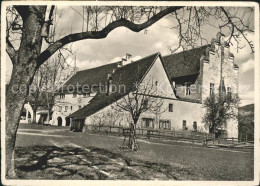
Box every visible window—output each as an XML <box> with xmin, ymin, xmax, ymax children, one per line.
<box><xmin>73</xmin><ymin>93</ymin><xmax>77</xmax><ymax>98</ymax></box>
<box><xmin>159</xmin><ymin>120</ymin><xmax>171</xmax><ymax>130</ymax></box>
<box><xmin>58</xmin><ymin>106</ymin><xmax>62</xmax><ymax>112</ymax></box>
<box><xmin>183</xmin><ymin>120</ymin><xmax>187</xmax><ymax>130</ymax></box>
<box><xmin>227</xmin><ymin>87</ymin><xmax>232</xmax><ymax>96</ymax></box>
<box><xmin>185</xmin><ymin>83</ymin><xmax>191</xmax><ymax>95</ymax></box>
<box><xmin>71</xmin><ymin>106</ymin><xmax>73</xmax><ymax>111</ymax></box>
<box><xmin>193</xmin><ymin>122</ymin><xmax>197</xmax><ymax>131</ymax></box>
<box><xmin>83</xmin><ymin>93</ymin><xmax>90</xmax><ymax>98</ymax></box>
<box><xmin>169</xmin><ymin>104</ymin><xmax>173</xmax><ymax>112</ymax></box>
<box><xmin>142</xmin><ymin>118</ymin><xmax>154</xmax><ymax>128</ymax></box>
<box><xmin>143</xmin><ymin>99</ymin><xmax>148</xmax><ymax>109</ymax></box>
<box><xmin>210</xmin><ymin>83</ymin><xmax>214</xmax><ymax>95</ymax></box>
<box><xmin>65</xmin><ymin>106</ymin><xmax>68</xmax><ymax>112</ymax></box>
<box><xmin>155</xmin><ymin>81</ymin><xmax>158</xmax><ymax>86</ymax></box>
<box><xmin>59</xmin><ymin>93</ymin><xmax>65</xmax><ymax>99</ymax></box>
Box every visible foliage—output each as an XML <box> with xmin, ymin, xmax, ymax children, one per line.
<box><xmin>202</xmin><ymin>93</ymin><xmax>240</xmax><ymax>134</ymax></box>
<box><xmin>238</xmin><ymin>104</ymin><xmax>254</xmax><ymax>141</ymax></box>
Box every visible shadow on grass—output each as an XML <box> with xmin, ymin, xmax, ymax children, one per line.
<box><xmin>14</xmin><ymin>145</ymin><xmax>201</xmax><ymax>180</ymax></box>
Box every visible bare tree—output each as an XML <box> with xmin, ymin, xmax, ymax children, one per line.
<box><xmin>115</xmin><ymin>79</ymin><xmax>164</xmax><ymax>151</ymax></box>
<box><xmin>4</xmin><ymin>5</ymin><xmax>254</xmax><ymax>177</ymax></box>
<box><xmin>202</xmin><ymin>92</ymin><xmax>240</xmax><ymax>135</ymax></box>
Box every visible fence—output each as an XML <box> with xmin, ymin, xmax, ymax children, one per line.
<box><xmin>83</xmin><ymin>125</ymin><xmax>253</xmax><ymax>147</ymax></box>
<box><xmin>205</xmin><ymin>137</ymin><xmax>254</xmax><ymax>147</ymax></box>
<box><xmin>83</xmin><ymin>125</ymin><xmax>214</xmax><ymax>143</ymax></box>
<box><xmin>146</xmin><ymin>129</ymin><xmax>215</xmax><ymax>144</ymax></box>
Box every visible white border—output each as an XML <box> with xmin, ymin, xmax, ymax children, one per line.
<box><xmin>1</xmin><ymin>1</ymin><xmax>259</xmax><ymax>186</ymax></box>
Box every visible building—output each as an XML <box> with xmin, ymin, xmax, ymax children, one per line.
<box><xmin>50</xmin><ymin>59</ymin><xmax>130</xmax><ymax>126</ymax></box>
<box><xmin>19</xmin><ymin>92</ymin><xmax>53</xmax><ymax>124</ymax></box>
<box><xmin>54</xmin><ymin>33</ymin><xmax>239</xmax><ymax>137</ymax></box>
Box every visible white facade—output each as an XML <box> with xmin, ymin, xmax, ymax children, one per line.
<box><xmin>84</xmin><ymin>55</ymin><xmax>207</xmax><ymax>132</ymax></box>
<box><xmin>51</xmin><ymin>93</ymin><xmax>96</xmax><ymax>126</ymax></box>
<box><xmin>19</xmin><ymin>102</ymin><xmax>48</xmax><ymax>124</ymax></box>
<box><xmin>201</xmin><ymin>39</ymin><xmax>239</xmax><ymax>137</ymax></box>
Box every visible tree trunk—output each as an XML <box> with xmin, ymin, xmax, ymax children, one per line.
<box><xmin>6</xmin><ymin>64</ymin><xmax>38</xmax><ymax>178</ymax></box>
<box><xmin>32</xmin><ymin>106</ymin><xmax>37</xmax><ymax>124</ymax></box>
<box><xmin>5</xmin><ymin>6</ymin><xmax>46</xmax><ymax>178</ymax></box>
<box><xmin>128</xmin><ymin>123</ymin><xmax>138</xmax><ymax>151</ymax></box>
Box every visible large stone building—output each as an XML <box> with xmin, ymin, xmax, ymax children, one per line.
<box><xmin>52</xmin><ymin>33</ymin><xmax>239</xmax><ymax>137</ymax></box>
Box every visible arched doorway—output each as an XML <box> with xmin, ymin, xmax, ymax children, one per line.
<box><xmin>65</xmin><ymin>118</ymin><xmax>70</xmax><ymax>126</ymax></box>
<box><xmin>57</xmin><ymin>117</ymin><xmax>62</xmax><ymax>126</ymax></box>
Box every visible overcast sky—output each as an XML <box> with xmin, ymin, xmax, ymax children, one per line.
<box><xmin>5</xmin><ymin>6</ymin><xmax>255</xmax><ymax>106</ymax></box>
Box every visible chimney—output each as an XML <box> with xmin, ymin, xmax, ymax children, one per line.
<box><xmin>126</xmin><ymin>53</ymin><xmax>132</xmax><ymax>63</ymax></box>
<box><xmin>119</xmin><ymin>53</ymin><xmax>132</xmax><ymax>66</ymax></box>
<box><xmin>107</xmin><ymin>76</ymin><xmax>113</xmax><ymax>96</ymax></box>
<box><xmin>117</xmin><ymin>61</ymin><xmax>123</xmax><ymax>68</ymax></box>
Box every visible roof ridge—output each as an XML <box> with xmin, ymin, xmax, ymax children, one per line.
<box><xmin>122</xmin><ymin>52</ymin><xmax>160</xmax><ymax>68</ymax></box>
<box><xmin>162</xmin><ymin>44</ymin><xmax>210</xmax><ymax>58</ymax></box>
<box><xmin>77</xmin><ymin>60</ymin><xmax>121</xmax><ymax>73</ymax></box>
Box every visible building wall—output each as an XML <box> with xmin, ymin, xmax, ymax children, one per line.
<box><xmin>142</xmin><ymin>57</ymin><xmax>177</xmax><ymax>99</ymax></box>
<box><xmin>84</xmin><ymin>96</ymin><xmax>205</xmax><ymax>132</ymax></box>
<box><xmin>19</xmin><ymin>103</ymin><xmax>34</xmax><ymax>124</ymax></box>
<box><xmin>51</xmin><ymin>93</ymin><xmax>96</xmax><ymax>126</ymax></box>
<box><xmin>84</xmin><ymin>56</ymin><xmax>206</xmax><ymax>132</ymax></box>
<box><xmin>201</xmin><ymin>40</ymin><xmax>239</xmax><ymax>137</ymax></box>
<box><xmin>173</xmin><ymin>73</ymin><xmax>203</xmax><ymax>102</ymax></box>
<box><xmin>19</xmin><ymin>102</ymin><xmax>48</xmax><ymax>124</ymax></box>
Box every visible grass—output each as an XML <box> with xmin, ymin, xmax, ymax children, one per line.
<box><xmin>14</xmin><ymin>145</ymin><xmax>202</xmax><ymax>180</ymax></box>
<box><xmin>14</xmin><ymin>123</ymin><xmax>254</xmax><ymax>180</ymax></box>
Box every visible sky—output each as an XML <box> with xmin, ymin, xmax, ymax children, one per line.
<box><xmin>5</xmin><ymin>6</ymin><xmax>255</xmax><ymax>106</ymax></box>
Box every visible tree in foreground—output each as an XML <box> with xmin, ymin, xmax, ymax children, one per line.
<box><xmin>115</xmin><ymin>79</ymin><xmax>164</xmax><ymax>151</ymax></box>
<box><xmin>202</xmin><ymin>92</ymin><xmax>240</xmax><ymax>136</ymax></box>
<box><xmin>5</xmin><ymin>4</ymin><xmax>254</xmax><ymax>177</ymax></box>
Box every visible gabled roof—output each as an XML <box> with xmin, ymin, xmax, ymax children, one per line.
<box><xmin>162</xmin><ymin>45</ymin><xmax>210</xmax><ymax>79</ymax></box>
<box><xmin>68</xmin><ymin>53</ymin><xmax>160</xmax><ymax>119</ymax></box>
<box><xmin>60</xmin><ymin>61</ymin><xmax>120</xmax><ymax>92</ymax></box>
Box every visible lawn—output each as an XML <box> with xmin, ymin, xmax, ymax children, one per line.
<box><xmin>13</xmin><ymin>123</ymin><xmax>254</xmax><ymax>180</ymax></box>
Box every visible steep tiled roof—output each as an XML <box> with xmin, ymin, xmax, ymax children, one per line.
<box><xmin>68</xmin><ymin>53</ymin><xmax>160</xmax><ymax>119</ymax></box>
<box><xmin>162</xmin><ymin>45</ymin><xmax>210</xmax><ymax>78</ymax></box>
<box><xmin>60</xmin><ymin>61</ymin><xmax>120</xmax><ymax>92</ymax></box>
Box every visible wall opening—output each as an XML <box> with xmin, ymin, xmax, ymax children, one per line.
<box><xmin>57</xmin><ymin>117</ymin><xmax>62</xmax><ymax>126</ymax></box>
<box><xmin>66</xmin><ymin>118</ymin><xmax>71</xmax><ymax>126</ymax></box>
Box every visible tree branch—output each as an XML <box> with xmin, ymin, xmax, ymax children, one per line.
<box><xmin>13</xmin><ymin>6</ymin><xmax>30</xmax><ymax>20</ymax></box>
<box><xmin>37</xmin><ymin>6</ymin><xmax>184</xmax><ymax>66</ymax></box>
<box><xmin>6</xmin><ymin>37</ymin><xmax>17</xmax><ymax>64</ymax></box>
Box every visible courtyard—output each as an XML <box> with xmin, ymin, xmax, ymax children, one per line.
<box><xmin>14</xmin><ymin>123</ymin><xmax>254</xmax><ymax>180</ymax></box>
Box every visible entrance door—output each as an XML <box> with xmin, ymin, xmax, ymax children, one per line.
<box><xmin>65</xmin><ymin>118</ymin><xmax>70</xmax><ymax>126</ymax></box>
<box><xmin>57</xmin><ymin>117</ymin><xmax>62</xmax><ymax>126</ymax></box>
